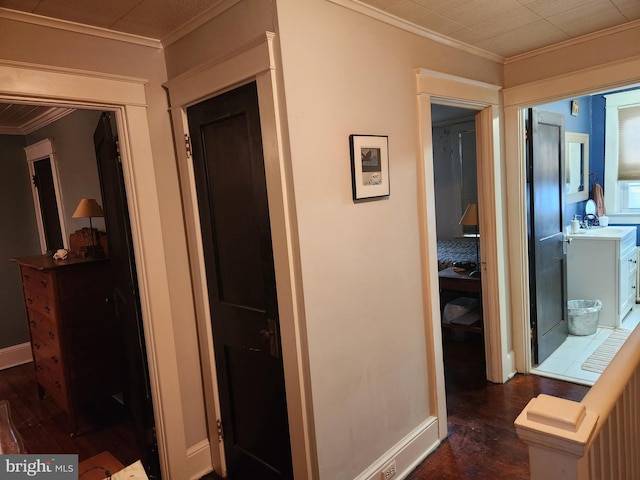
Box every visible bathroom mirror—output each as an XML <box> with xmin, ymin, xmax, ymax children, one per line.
<box><xmin>565</xmin><ymin>132</ymin><xmax>589</xmax><ymax>204</ymax></box>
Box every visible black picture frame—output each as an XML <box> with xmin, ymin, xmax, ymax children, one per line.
<box><xmin>349</xmin><ymin>134</ymin><xmax>390</xmax><ymax>201</ymax></box>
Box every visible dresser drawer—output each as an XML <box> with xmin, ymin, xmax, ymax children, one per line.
<box><xmin>20</xmin><ymin>266</ymin><xmax>54</xmax><ymax>298</ymax></box>
<box><xmin>23</xmin><ymin>288</ymin><xmax>57</xmax><ymax>321</ymax></box>
<box><xmin>35</xmin><ymin>368</ymin><xmax>68</xmax><ymax>409</ymax></box>
<box><xmin>34</xmin><ymin>353</ymin><xmax>67</xmax><ymax>399</ymax></box>
<box><xmin>27</xmin><ymin>309</ymin><xmax>60</xmax><ymax>345</ymax></box>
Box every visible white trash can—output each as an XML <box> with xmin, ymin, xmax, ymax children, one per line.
<box><xmin>567</xmin><ymin>299</ymin><xmax>602</xmax><ymax>336</ymax></box>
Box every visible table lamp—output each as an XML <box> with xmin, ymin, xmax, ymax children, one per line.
<box><xmin>459</xmin><ymin>203</ymin><xmax>480</xmax><ymax>277</ymax></box>
<box><xmin>72</xmin><ymin>198</ymin><xmax>104</xmax><ymax>258</ymax></box>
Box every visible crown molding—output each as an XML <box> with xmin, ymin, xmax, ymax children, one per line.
<box><xmin>0</xmin><ymin>7</ymin><xmax>162</xmax><ymax>49</ymax></box>
<box><xmin>505</xmin><ymin>19</ymin><xmax>640</xmax><ymax>64</ymax></box>
<box><xmin>161</xmin><ymin>0</ymin><xmax>243</xmax><ymax>47</ymax></box>
<box><xmin>327</xmin><ymin>0</ymin><xmax>505</xmax><ymax>64</ymax></box>
<box><xmin>0</xmin><ymin>106</ymin><xmax>74</xmax><ymax>135</ymax></box>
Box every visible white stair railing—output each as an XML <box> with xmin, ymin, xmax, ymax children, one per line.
<box><xmin>515</xmin><ymin>324</ymin><xmax>640</xmax><ymax>479</ymax></box>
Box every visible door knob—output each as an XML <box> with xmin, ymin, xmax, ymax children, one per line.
<box><xmin>260</xmin><ymin>319</ymin><xmax>280</xmax><ymax>359</ymax></box>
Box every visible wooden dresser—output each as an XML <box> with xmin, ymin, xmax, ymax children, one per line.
<box><xmin>11</xmin><ymin>255</ymin><xmax>120</xmax><ymax>434</ymax></box>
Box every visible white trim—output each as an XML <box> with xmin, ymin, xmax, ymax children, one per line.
<box><xmin>565</xmin><ymin>132</ymin><xmax>590</xmax><ymax>205</ymax></box>
<box><xmin>0</xmin><ymin>7</ymin><xmax>162</xmax><ymax>48</ymax></box>
<box><xmin>354</xmin><ymin>417</ymin><xmax>440</xmax><ymax>480</ymax></box>
<box><xmin>165</xmin><ymin>32</ymin><xmax>316</xmax><ymax>479</ymax></box>
<box><xmin>186</xmin><ymin>439</ymin><xmax>215</xmax><ymax>480</ymax></box>
<box><xmin>505</xmin><ymin>19</ymin><xmax>640</xmax><ymax>64</ymax></box>
<box><xmin>0</xmin><ymin>343</ymin><xmax>32</xmax><ymax>370</ymax></box>
<box><xmin>0</xmin><ymin>107</ymin><xmax>74</xmax><ymax>135</ymax></box>
<box><xmin>416</xmin><ymin>70</ymin><xmax>509</xmax><ymax>444</ymax></box>
<box><xmin>416</xmin><ymin>93</ymin><xmax>448</xmax><ymax>439</ymax></box>
<box><xmin>327</xmin><ymin>0</ymin><xmax>504</xmax><ymax>63</ymax></box>
<box><xmin>503</xmin><ymin>57</ymin><xmax>640</xmax><ymax>108</ymax></box>
<box><xmin>23</xmin><ymin>138</ymin><xmax>69</xmax><ymax>252</ymax></box>
<box><xmin>0</xmin><ymin>60</ymin><xmax>149</xmax><ymax>107</ymax></box>
<box><xmin>161</xmin><ymin>0</ymin><xmax>243</xmax><ymax>47</ymax></box>
<box><xmin>0</xmin><ymin>60</ymin><xmax>190</xmax><ymax>479</ymax></box>
<box><xmin>604</xmin><ymin>90</ymin><xmax>640</xmax><ymax>214</ymax></box>
<box><xmin>503</xmin><ymin>55</ymin><xmax>640</xmax><ymax>375</ymax></box>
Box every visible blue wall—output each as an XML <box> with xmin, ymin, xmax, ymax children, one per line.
<box><xmin>539</xmin><ymin>88</ymin><xmax>640</xmax><ymax>245</ymax></box>
<box><xmin>539</xmin><ymin>95</ymin><xmax>596</xmax><ymax>225</ymax></box>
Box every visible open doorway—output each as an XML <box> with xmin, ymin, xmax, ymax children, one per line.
<box><xmin>431</xmin><ymin>103</ymin><xmax>486</xmax><ymax>387</ymax></box>
<box><xmin>0</xmin><ymin>105</ymin><xmax>158</xmax><ymax>476</ymax></box>
<box><xmin>523</xmin><ymin>86</ymin><xmax>640</xmax><ymax>386</ymax></box>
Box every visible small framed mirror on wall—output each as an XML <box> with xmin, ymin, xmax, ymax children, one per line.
<box><xmin>565</xmin><ymin>132</ymin><xmax>589</xmax><ymax>203</ymax></box>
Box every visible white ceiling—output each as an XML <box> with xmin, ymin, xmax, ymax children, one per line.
<box><xmin>358</xmin><ymin>0</ymin><xmax>640</xmax><ymax>58</ymax></box>
<box><xmin>0</xmin><ymin>0</ymin><xmax>638</xmax><ymax>132</ymax></box>
<box><xmin>0</xmin><ymin>0</ymin><xmax>637</xmax><ymax>57</ymax></box>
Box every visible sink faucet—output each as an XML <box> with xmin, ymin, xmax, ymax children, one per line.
<box><xmin>583</xmin><ymin>214</ymin><xmax>597</xmax><ymax>229</ymax></box>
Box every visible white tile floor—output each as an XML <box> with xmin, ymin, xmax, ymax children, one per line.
<box><xmin>531</xmin><ymin>305</ymin><xmax>640</xmax><ymax>386</ymax></box>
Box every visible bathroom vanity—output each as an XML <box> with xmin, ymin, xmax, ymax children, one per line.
<box><xmin>567</xmin><ymin>226</ymin><xmax>637</xmax><ymax>328</ymax></box>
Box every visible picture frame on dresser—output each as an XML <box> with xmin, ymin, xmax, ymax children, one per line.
<box><xmin>349</xmin><ymin>134</ymin><xmax>390</xmax><ymax>201</ymax></box>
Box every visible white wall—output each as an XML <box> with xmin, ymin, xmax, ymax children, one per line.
<box><xmin>432</xmin><ymin>120</ymin><xmax>477</xmax><ymax>240</ymax></box>
<box><xmin>275</xmin><ymin>0</ymin><xmax>502</xmax><ymax>477</ymax></box>
<box><xmin>0</xmin><ymin>15</ymin><xmax>208</xmax><ymax>459</ymax></box>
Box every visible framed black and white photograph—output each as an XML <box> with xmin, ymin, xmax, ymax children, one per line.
<box><xmin>349</xmin><ymin>134</ymin><xmax>390</xmax><ymax>201</ymax></box>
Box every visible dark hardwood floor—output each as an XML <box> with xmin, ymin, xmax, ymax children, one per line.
<box><xmin>3</xmin><ymin>332</ymin><xmax>589</xmax><ymax>480</ymax></box>
<box><xmin>405</xmin><ymin>329</ymin><xmax>590</xmax><ymax>479</ymax></box>
<box><xmin>0</xmin><ymin>362</ymin><xmax>141</xmax><ymax>467</ymax></box>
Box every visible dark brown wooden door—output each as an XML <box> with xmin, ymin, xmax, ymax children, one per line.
<box><xmin>33</xmin><ymin>158</ymin><xmax>63</xmax><ymax>252</ymax></box>
<box><xmin>187</xmin><ymin>82</ymin><xmax>293</xmax><ymax>480</ymax></box>
<box><xmin>528</xmin><ymin>108</ymin><xmax>568</xmax><ymax>365</ymax></box>
<box><xmin>93</xmin><ymin>112</ymin><xmax>160</xmax><ymax>478</ymax></box>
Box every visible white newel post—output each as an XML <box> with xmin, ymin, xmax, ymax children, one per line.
<box><xmin>515</xmin><ymin>394</ymin><xmax>598</xmax><ymax>480</ymax></box>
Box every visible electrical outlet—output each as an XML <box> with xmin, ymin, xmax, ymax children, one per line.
<box><xmin>380</xmin><ymin>459</ymin><xmax>396</xmax><ymax>480</ymax></box>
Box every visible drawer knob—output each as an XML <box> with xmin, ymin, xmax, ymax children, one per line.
<box><xmin>44</xmin><ymin>305</ymin><xmax>50</xmax><ymax>313</ymax></box>
<box><xmin>33</xmin><ymin>343</ymin><xmax>40</xmax><ymax>350</ymax></box>
<box><xmin>26</xmin><ymin>297</ymin><xmax>33</xmax><ymax>304</ymax></box>
<box><xmin>29</xmin><ymin>320</ymin><xmax>36</xmax><ymax>327</ymax></box>
<box><xmin>40</xmin><ymin>279</ymin><xmax>48</xmax><ymax>287</ymax></box>
<box><xmin>48</xmin><ymin>331</ymin><xmax>55</xmax><ymax>339</ymax></box>
<box><xmin>51</xmin><ymin>356</ymin><xmax>58</xmax><ymax>364</ymax></box>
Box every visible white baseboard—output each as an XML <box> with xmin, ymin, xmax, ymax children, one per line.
<box><xmin>505</xmin><ymin>349</ymin><xmax>517</xmax><ymax>380</ymax></box>
<box><xmin>355</xmin><ymin>416</ymin><xmax>441</xmax><ymax>480</ymax></box>
<box><xmin>187</xmin><ymin>439</ymin><xmax>215</xmax><ymax>480</ymax></box>
<box><xmin>0</xmin><ymin>343</ymin><xmax>32</xmax><ymax>370</ymax></box>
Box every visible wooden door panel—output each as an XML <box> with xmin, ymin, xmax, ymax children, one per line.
<box><xmin>33</xmin><ymin>158</ymin><xmax>64</xmax><ymax>251</ymax></box>
<box><xmin>201</xmin><ymin>115</ymin><xmax>268</xmax><ymax>311</ymax></box>
<box><xmin>529</xmin><ymin>108</ymin><xmax>568</xmax><ymax>365</ymax></box>
<box><xmin>188</xmin><ymin>81</ymin><xmax>293</xmax><ymax>480</ymax></box>
<box><xmin>93</xmin><ymin>113</ymin><xmax>159</xmax><ymax>477</ymax></box>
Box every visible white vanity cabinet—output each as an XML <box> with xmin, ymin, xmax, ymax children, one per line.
<box><xmin>567</xmin><ymin>226</ymin><xmax>637</xmax><ymax>328</ymax></box>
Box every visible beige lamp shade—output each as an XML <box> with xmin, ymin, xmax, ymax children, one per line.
<box><xmin>459</xmin><ymin>203</ymin><xmax>478</xmax><ymax>226</ymax></box>
<box><xmin>72</xmin><ymin>198</ymin><xmax>104</xmax><ymax>219</ymax></box>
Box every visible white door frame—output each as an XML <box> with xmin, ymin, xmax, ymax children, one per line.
<box><xmin>503</xmin><ymin>57</ymin><xmax>640</xmax><ymax>373</ymax></box>
<box><xmin>163</xmin><ymin>32</ymin><xmax>316</xmax><ymax>479</ymax></box>
<box><xmin>23</xmin><ymin>138</ymin><xmax>69</xmax><ymax>252</ymax></box>
<box><xmin>0</xmin><ymin>60</ymin><xmax>188</xmax><ymax>479</ymax></box>
<box><xmin>416</xmin><ymin>69</ymin><xmax>512</xmax><ymax>439</ymax></box>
